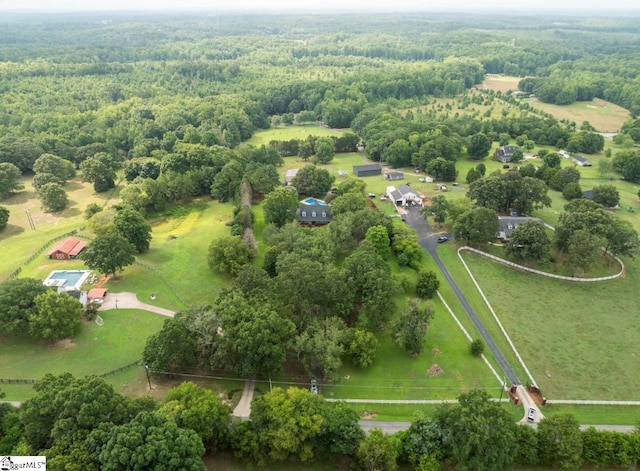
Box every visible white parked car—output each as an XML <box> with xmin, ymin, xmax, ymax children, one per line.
<box><xmin>91</xmin><ymin>298</ymin><xmax>104</xmax><ymax>305</ymax></box>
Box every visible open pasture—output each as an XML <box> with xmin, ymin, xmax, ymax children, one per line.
<box><xmin>460</xmin><ymin>251</ymin><xmax>640</xmax><ymax>401</ymax></box>
<box><xmin>243</xmin><ymin>124</ymin><xmax>347</xmax><ymax>147</ymax></box>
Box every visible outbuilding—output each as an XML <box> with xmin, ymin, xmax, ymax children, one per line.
<box><xmin>353</xmin><ymin>163</ymin><xmax>382</xmax><ymax>177</ymax></box>
<box><xmin>47</xmin><ymin>237</ymin><xmax>87</xmax><ymax>260</ymax></box>
<box><xmin>384</xmin><ymin>171</ymin><xmax>404</xmax><ymax>181</ymax></box>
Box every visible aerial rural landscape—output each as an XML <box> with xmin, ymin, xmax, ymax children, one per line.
<box><xmin>1</xmin><ymin>6</ymin><xmax>640</xmax><ymax>470</ymax></box>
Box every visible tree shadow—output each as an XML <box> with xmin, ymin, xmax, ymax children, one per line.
<box><xmin>0</xmin><ymin>224</ymin><xmax>25</xmax><ymax>241</ymax></box>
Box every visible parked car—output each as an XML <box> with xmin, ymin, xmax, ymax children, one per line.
<box><xmin>91</xmin><ymin>298</ymin><xmax>104</xmax><ymax>304</ymax></box>
<box><xmin>437</xmin><ymin>236</ymin><xmax>448</xmax><ymax>243</ymax></box>
<box><xmin>527</xmin><ymin>407</ymin><xmax>536</xmax><ymax>422</ymax></box>
<box><xmin>310</xmin><ymin>379</ymin><xmax>318</xmax><ymax>394</ymax></box>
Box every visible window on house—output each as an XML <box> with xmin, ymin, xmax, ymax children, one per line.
<box><xmin>312</xmin><ymin>211</ymin><xmax>316</xmax><ymax>217</ymax></box>
<box><xmin>302</xmin><ymin>211</ymin><xmax>307</xmax><ymax>217</ymax></box>
<box><xmin>322</xmin><ymin>211</ymin><xmax>327</xmax><ymax>218</ymax></box>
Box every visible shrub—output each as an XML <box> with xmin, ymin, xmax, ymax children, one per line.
<box><xmin>470</xmin><ymin>338</ymin><xmax>485</xmax><ymax>356</ymax></box>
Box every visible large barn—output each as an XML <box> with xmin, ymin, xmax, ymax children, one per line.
<box><xmin>47</xmin><ymin>237</ymin><xmax>87</xmax><ymax>260</ymax></box>
<box><xmin>353</xmin><ymin>163</ymin><xmax>382</xmax><ymax>177</ymax></box>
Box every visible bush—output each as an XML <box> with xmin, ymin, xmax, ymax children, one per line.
<box><xmin>416</xmin><ymin>270</ymin><xmax>440</xmax><ymax>299</ymax></box>
<box><xmin>470</xmin><ymin>338</ymin><xmax>485</xmax><ymax>356</ymax></box>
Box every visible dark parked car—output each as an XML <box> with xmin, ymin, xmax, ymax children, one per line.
<box><xmin>437</xmin><ymin>236</ymin><xmax>448</xmax><ymax>243</ymax></box>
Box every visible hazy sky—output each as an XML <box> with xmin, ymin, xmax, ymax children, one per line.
<box><xmin>1</xmin><ymin>0</ymin><xmax>638</xmax><ymax>12</ymax></box>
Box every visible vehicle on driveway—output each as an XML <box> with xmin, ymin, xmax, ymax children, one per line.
<box><xmin>437</xmin><ymin>236</ymin><xmax>448</xmax><ymax>243</ymax></box>
<box><xmin>310</xmin><ymin>379</ymin><xmax>319</xmax><ymax>394</ymax></box>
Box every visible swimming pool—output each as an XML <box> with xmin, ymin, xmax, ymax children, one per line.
<box><xmin>43</xmin><ymin>270</ymin><xmax>91</xmax><ymax>291</ymax></box>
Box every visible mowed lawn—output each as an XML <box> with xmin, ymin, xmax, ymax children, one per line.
<box><xmin>0</xmin><ymin>176</ymin><xmax>119</xmax><ymax>280</ymax></box>
<box><xmin>525</xmin><ymin>97</ymin><xmax>628</xmax><ymax>133</ymax></box>
<box><xmin>244</xmin><ymin>124</ymin><xmax>347</xmax><ymax>147</ymax></box>
<box><xmin>0</xmin><ymin>309</ymin><xmax>165</xmax><ymax>400</ymax></box>
<box><xmin>460</xmin><ymin>252</ymin><xmax>640</xmax><ymax>401</ymax></box>
<box><xmin>324</xmin><ymin>295</ymin><xmax>500</xmax><ymax>401</ymax></box>
<box><xmin>109</xmin><ymin>200</ymin><xmax>236</xmax><ymax>309</ymax></box>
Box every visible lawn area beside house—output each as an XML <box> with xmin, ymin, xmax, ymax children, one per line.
<box><xmin>460</xmin><ymin>251</ymin><xmax>640</xmax><ymax>401</ymax></box>
<box><xmin>0</xmin><ymin>309</ymin><xmax>165</xmax><ymax>400</ymax></box>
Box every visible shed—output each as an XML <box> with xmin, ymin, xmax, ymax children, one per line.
<box><xmin>353</xmin><ymin>163</ymin><xmax>382</xmax><ymax>177</ymax></box>
<box><xmin>572</xmin><ymin>155</ymin><xmax>592</xmax><ymax>167</ymax></box>
<box><xmin>47</xmin><ymin>237</ymin><xmax>87</xmax><ymax>260</ymax></box>
<box><xmin>384</xmin><ymin>171</ymin><xmax>404</xmax><ymax>181</ymax></box>
<box><xmin>88</xmin><ymin>288</ymin><xmax>107</xmax><ymax>299</ymax></box>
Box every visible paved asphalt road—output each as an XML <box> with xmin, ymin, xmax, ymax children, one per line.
<box><xmin>359</xmin><ymin>420</ymin><xmax>636</xmax><ymax>434</ymax></box>
<box><xmin>404</xmin><ymin>206</ymin><xmax>520</xmax><ymax>385</ymax></box>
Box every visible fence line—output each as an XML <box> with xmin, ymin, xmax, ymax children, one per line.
<box><xmin>134</xmin><ymin>261</ymin><xmax>187</xmax><ymax>307</ymax></box>
<box><xmin>4</xmin><ymin>229</ymin><xmax>82</xmax><ymax>282</ymax></box>
<box><xmin>0</xmin><ymin>359</ymin><xmax>142</xmax><ymax>384</ymax></box>
<box><xmin>459</xmin><ymin>246</ymin><xmax>625</xmax><ymax>282</ymax></box>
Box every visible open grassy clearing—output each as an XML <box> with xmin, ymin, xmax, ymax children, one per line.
<box><xmin>482</xmin><ymin>75</ymin><xmax>521</xmax><ymax>93</ymax></box>
<box><xmin>524</xmin><ymin>97</ymin><xmax>629</xmax><ymax>133</ymax></box>
<box><xmin>243</xmin><ymin>124</ymin><xmax>347</xmax><ymax>147</ymax></box>
<box><xmin>480</xmin><ymin>74</ymin><xmax>629</xmax><ymax>132</ymax></box>
<box><xmin>109</xmin><ymin>200</ymin><xmax>235</xmax><ymax>308</ymax></box>
<box><xmin>461</xmin><ymin>252</ymin><xmax>640</xmax><ymax>401</ymax></box>
<box><xmin>324</xmin><ymin>295</ymin><xmax>500</xmax><ymax>401</ymax></box>
<box><xmin>0</xmin><ymin>175</ymin><xmax>120</xmax><ymax>280</ymax></box>
<box><xmin>0</xmin><ymin>309</ymin><xmax>164</xmax><ymax>400</ymax></box>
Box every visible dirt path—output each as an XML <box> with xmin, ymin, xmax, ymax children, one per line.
<box><xmin>232</xmin><ymin>379</ymin><xmax>255</xmax><ymax>418</ymax></box>
<box><xmin>99</xmin><ymin>292</ymin><xmax>175</xmax><ymax>317</ymax></box>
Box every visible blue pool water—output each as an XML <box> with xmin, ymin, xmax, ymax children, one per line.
<box><xmin>49</xmin><ymin>271</ymin><xmax>86</xmax><ymax>286</ymax></box>
<box><xmin>303</xmin><ymin>198</ymin><xmax>327</xmax><ymax>205</ymax></box>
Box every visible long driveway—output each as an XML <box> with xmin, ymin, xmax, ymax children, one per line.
<box><xmin>404</xmin><ymin>207</ymin><xmax>520</xmax><ymax>385</ymax></box>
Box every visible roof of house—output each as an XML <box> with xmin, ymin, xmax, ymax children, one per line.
<box><xmin>494</xmin><ymin>145</ymin><xmax>520</xmax><ymax>162</ymax></box>
<box><xmin>296</xmin><ymin>200</ymin><xmax>331</xmax><ymax>224</ymax></box>
<box><xmin>353</xmin><ymin>163</ymin><xmax>382</xmax><ymax>172</ymax></box>
<box><xmin>397</xmin><ymin>184</ymin><xmax>416</xmax><ymax>196</ymax></box>
<box><xmin>573</xmin><ymin>155</ymin><xmax>591</xmax><ymax>163</ymax></box>
<box><xmin>88</xmin><ymin>288</ymin><xmax>107</xmax><ymax>299</ymax></box>
<box><xmin>497</xmin><ymin>216</ymin><xmax>543</xmax><ymax>238</ymax></box>
<box><xmin>385</xmin><ymin>171</ymin><xmax>404</xmax><ymax>176</ymax></box>
<box><xmin>582</xmin><ymin>190</ymin><xmax>594</xmax><ymax>200</ymax></box>
<box><xmin>47</xmin><ymin>237</ymin><xmax>87</xmax><ymax>256</ymax></box>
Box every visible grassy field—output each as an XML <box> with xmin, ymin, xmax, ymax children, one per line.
<box><xmin>244</xmin><ymin>124</ymin><xmax>347</xmax><ymax>147</ymax></box>
<box><xmin>482</xmin><ymin>75</ymin><xmax>628</xmax><ymax>132</ymax></box>
<box><xmin>482</xmin><ymin>75</ymin><xmax>521</xmax><ymax>93</ymax></box>
<box><xmin>461</xmin><ymin>251</ymin><xmax>640</xmax><ymax>401</ymax></box>
<box><xmin>323</xmin><ymin>294</ymin><xmax>500</xmax><ymax>401</ymax></box>
<box><xmin>0</xmin><ymin>175</ymin><xmax>120</xmax><ymax>280</ymax></box>
<box><xmin>0</xmin><ymin>309</ymin><xmax>164</xmax><ymax>400</ymax></box>
<box><xmin>525</xmin><ymin>97</ymin><xmax>628</xmax><ymax>133</ymax></box>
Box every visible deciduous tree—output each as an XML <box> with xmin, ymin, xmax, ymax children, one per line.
<box><xmin>0</xmin><ymin>206</ymin><xmax>8</xmax><ymax>231</ymax></box>
<box><xmin>0</xmin><ymin>162</ymin><xmax>24</xmax><ymax>199</ymax></box>
<box><xmin>355</xmin><ymin>429</ymin><xmax>398</xmax><ymax>471</ymax></box>
<box><xmin>415</xmin><ymin>270</ymin><xmax>439</xmax><ymax>299</ymax></box>
<box><xmin>453</xmin><ymin>207</ymin><xmax>498</xmax><ymax>246</ymax></box>
<box><xmin>88</xmin><ymin>411</ymin><xmax>206</xmax><ymax>471</ymax></box>
<box><xmin>537</xmin><ymin>413</ymin><xmax>582</xmax><ymax>470</ymax></box>
<box><xmin>435</xmin><ymin>389</ymin><xmax>517</xmax><ymax>471</ymax></box>
<box><xmin>392</xmin><ymin>300</ymin><xmax>434</xmax><ymax>354</ymax></box>
<box><xmin>291</xmin><ymin>165</ymin><xmax>335</xmax><ymax>197</ymax></box>
<box><xmin>313</xmin><ymin>137</ymin><xmax>335</xmax><ymax>164</ymax></box>
<box><xmin>504</xmin><ymin>219</ymin><xmax>550</xmax><ymax>262</ymax></box>
<box><xmin>113</xmin><ymin>207</ymin><xmax>152</xmax><ymax>253</ymax></box>
<box><xmin>207</xmin><ymin>235</ymin><xmax>254</xmax><ymax>276</ymax></box>
<box><xmin>29</xmin><ymin>291</ymin><xmax>82</xmax><ymax>340</ymax></box>
<box><xmin>38</xmin><ymin>182</ymin><xmax>68</xmax><ymax>212</ymax></box>
<box><xmin>0</xmin><ymin>278</ymin><xmax>48</xmax><ymax>335</ymax></box>
<box><xmin>33</xmin><ymin>153</ymin><xmax>76</xmax><ymax>182</ymax></box>
<box><xmin>591</xmin><ymin>184</ymin><xmax>620</xmax><ymax>208</ymax></box>
<box><xmin>160</xmin><ymin>382</ymin><xmax>230</xmax><ymax>452</ymax></box>
<box><xmin>346</xmin><ymin>328</ymin><xmax>379</xmax><ymax>368</ymax></box>
<box><xmin>81</xmin><ymin>233</ymin><xmax>136</xmax><ymax>277</ymax></box>
<box><xmin>467</xmin><ymin>132</ymin><xmax>492</xmax><ymax>159</ymax></box>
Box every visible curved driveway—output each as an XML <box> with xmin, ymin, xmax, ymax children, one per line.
<box><xmin>404</xmin><ymin>207</ymin><xmax>520</xmax><ymax>386</ymax></box>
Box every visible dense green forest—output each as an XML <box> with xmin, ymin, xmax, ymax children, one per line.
<box><xmin>2</xmin><ymin>11</ymin><xmax>640</xmax><ymax>471</ymax></box>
